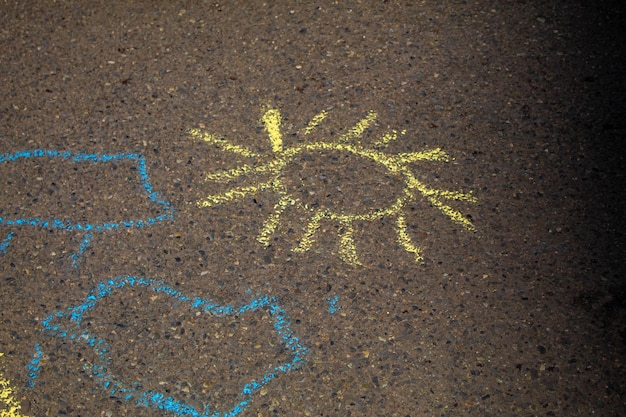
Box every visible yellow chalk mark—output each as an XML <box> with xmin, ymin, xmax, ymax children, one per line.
<box><xmin>189</xmin><ymin>129</ymin><xmax>258</xmax><ymax>158</ymax></box>
<box><xmin>0</xmin><ymin>353</ymin><xmax>28</xmax><ymax>417</ymax></box>
<box><xmin>427</xmin><ymin>197</ymin><xmax>476</xmax><ymax>231</ymax></box>
<box><xmin>396</xmin><ymin>214</ymin><xmax>422</xmax><ymax>262</ymax></box>
<box><xmin>339</xmin><ymin>110</ymin><xmax>377</xmax><ymax>143</ymax></box>
<box><xmin>197</xmin><ymin>181</ymin><xmax>274</xmax><ymax>207</ymax></box>
<box><xmin>205</xmin><ymin>164</ymin><xmax>256</xmax><ymax>182</ymax></box>
<box><xmin>205</xmin><ymin>159</ymin><xmax>285</xmax><ymax>182</ymax></box>
<box><xmin>391</xmin><ymin>148</ymin><xmax>449</xmax><ymax>164</ymax></box>
<box><xmin>337</xmin><ymin>218</ymin><xmax>361</xmax><ymax>266</ymax></box>
<box><xmin>374</xmin><ymin>129</ymin><xmax>406</xmax><ymax>148</ymax></box>
<box><xmin>258</xmin><ymin>192</ymin><xmax>296</xmax><ymax>246</ymax></box>
<box><xmin>304</xmin><ymin>110</ymin><xmax>328</xmax><ymax>135</ymax></box>
<box><xmin>293</xmin><ymin>210</ymin><xmax>326</xmax><ymax>253</ymax></box>
<box><xmin>263</xmin><ymin>109</ymin><xmax>283</xmax><ymax>153</ymax></box>
<box><xmin>192</xmin><ymin>108</ymin><xmax>477</xmax><ymax>265</ymax></box>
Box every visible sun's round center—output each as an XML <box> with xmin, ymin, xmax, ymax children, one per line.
<box><xmin>280</xmin><ymin>147</ymin><xmax>406</xmax><ymax>214</ymax></box>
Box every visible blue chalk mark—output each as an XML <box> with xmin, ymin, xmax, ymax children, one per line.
<box><xmin>327</xmin><ymin>295</ymin><xmax>341</xmax><ymax>315</ymax></box>
<box><xmin>0</xmin><ymin>149</ymin><xmax>175</xmax><ymax>265</ymax></box>
<box><xmin>26</xmin><ymin>343</ymin><xmax>44</xmax><ymax>388</ymax></box>
<box><xmin>29</xmin><ymin>275</ymin><xmax>308</xmax><ymax>417</ymax></box>
<box><xmin>0</xmin><ymin>231</ymin><xmax>14</xmax><ymax>254</ymax></box>
<box><xmin>70</xmin><ymin>233</ymin><xmax>93</xmax><ymax>268</ymax></box>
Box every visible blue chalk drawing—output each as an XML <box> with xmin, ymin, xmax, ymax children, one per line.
<box><xmin>70</xmin><ymin>233</ymin><xmax>93</xmax><ymax>268</ymax></box>
<box><xmin>26</xmin><ymin>343</ymin><xmax>44</xmax><ymax>386</ymax></box>
<box><xmin>0</xmin><ymin>231</ymin><xmax>14</xmax><ymax>254</ymax></box>
<box><xmin>28</xmin><ymin>275</ymin><xmax>309</xmax><ymax>417</ymax></box>
<box><xmin>0</xmin><ymin>150</ymin><xmax>175</xmax><ymax>266</ymax></box>
<box><xmin>326</xmin><ymin>295</ymin><xmax>341</xmax><ymax>315</ymax></box>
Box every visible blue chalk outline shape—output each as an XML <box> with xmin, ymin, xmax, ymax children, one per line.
<box><xmin>0</xmin><ymin>150</ymin><xmax>175</xmax><ymax>265</ymax></box>
<box><xmin>28</xmin><ymin>275</ymin><xmax>309</xmax><ymax>417</ymax></box>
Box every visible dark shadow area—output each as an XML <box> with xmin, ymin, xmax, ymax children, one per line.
<box><xmin>569</xmin><ymin>0</ymin><xmax>626</xmax><ymax>346</ymax></box>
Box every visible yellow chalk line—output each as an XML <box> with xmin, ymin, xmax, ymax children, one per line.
<box><xmin>205</xmin><ymin>164</ymin><xmax>257</xmax><ymax>182</ymax></box>
<box><xmin>258</xmin><ymin>191</ymin><xmax>296</xmax><ymax>246</ymax></box>
<box><xmin>338</xmin><ymin>110</ymin><xmax>377</xmax><ymax>143</ymax></box>
<box><xmin>304</xmin><ymin>110</ymin><xmax>328</xmax><ymax>135</ymax></box>
<box><xmin>197</xmin><ymin>181</ymin><xmax>275</xmax><ymax>207</ymax></box>
<box><xmin>263</xmin><ymin>109</ymin><xmax>283</xmax><ymax>153</ymax></box>
<box><xmin>189</xmin><ymin>129</ymin><xmax>258</xmax><ymax>158</ymax></box>
<box><xmin>293</xmin><ymin>210</ymin><xmax>326</xmax><ymax>254</ymax></box>
<box><xmin>427</xmin><ymin>197</ymin><xmax>476</xmax><ymax>231</ymax></box>
<box><xmin>391</xmin><ymin>148</ymin><xmax>449</xmax><ymax>164</ymax></box>
<box><xmin>396</xmin><ymin>214</ymin><xmax>422</xmax><ymax>262</ymax></box>
<box><xmin>337</xmin><ymin>218</ymin><xmax>361</xmax><ymax>266</ymax></box>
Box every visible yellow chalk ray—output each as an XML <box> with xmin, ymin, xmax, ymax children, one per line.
<box><xmin>0</xmin><ymin>353</ymin><xmax>28</xmax><ymax>417</ymax></box>
<box><xmin>337</xmin><ymin>217</ymin><xmax>361</xmax><ymax>266</ymax></box>
<box><xmin>304</xmin><ymin>110</ymin><xmax>328</xmax><ymax>135</ymax></box>
<box><xmin>293</xmin><ymin>210</ymin><xmax>326</xmax><ymax>254</ymax></box>
<box><xmin>189</xmin><ymin>129</ymin><xmax>259</xmax><ymax>158</ymax></box>
<box><xmin>427</xmin><ymin>197</ymin><xmax>476</xmax><ymax>231</ymax></box>
<box><xmin>338</xmin><ymin>110</ymin><xmax>377</xmax><ymax>143</ymax></box>
<box><xmin>391</xmin><ymin>148</ymin><xmax>450</xmax><ymax>164</ymax></box>
<box><xmin>263</xmin><ymin>109</ymin><xmax>283</xmax><ymax>153</ymax></box>
<box><xmin>197</xmin><ymin>181</ymin><xmax>274</xmax><ymax>207</ymax></box>
<box><xmin>396</xmin><ymin>214</ymin><xmax>422</xmax><ymax>262</ymax></box>
<box><xmin>191</xmin><ymin>108</ymin><xmax>477</xmax><ymax>265</ymax></box>
<box><xmin>205</xmin><ymin>164</ymin><xmax>257</xmax><ymax>182</ymax></box>
<box><xmin>204</xmin><ymin>158</ymin><xmax>285</xmax><ymax>182</ymax></box>
<box><xmin>258</xmin><ymin>192</ymin><xmax>296</xmax><ymax>246</ymax></box>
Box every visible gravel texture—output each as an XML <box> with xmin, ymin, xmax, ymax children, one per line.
<box><xmin>1</xmin><ymin>1</ymin><xmax>624</xmax><ymax>416</ymax></box>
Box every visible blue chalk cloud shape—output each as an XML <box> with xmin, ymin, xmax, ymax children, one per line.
<box><xmin>28</xmin><ymin>276</ymin><xmax>309</xmax><ymax>417</ymax></box>
<box><xmin>0</xmin><ymin>150</ymin><xmax>175</xmax><ymax>266</ymax></box>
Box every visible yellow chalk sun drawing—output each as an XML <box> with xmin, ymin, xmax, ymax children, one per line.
<box><xmin>190</xmin><ymin>108</ymin><xmax>476</xmax><ymax>265</ymax></box>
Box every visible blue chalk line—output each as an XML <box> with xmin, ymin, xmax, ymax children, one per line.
<box><xmin>28</xmin><ymin>275</ymin><xmax>309</xmax><ymax>417</ymax></box>
<box><xmin>0</xmin><ymin>149</ymin><xmax>175</xmax><ymax>265</ymax></box>
<box><xmin>0</xmin><ymin>149</ymin><xmax>175</xmax><ymax>232</ymax></box>
<box><xmin>70</xmin><ymin>233</ymin><xmax>93</xmax><ymax>269</ymax></box>
<box><xmin>0</xmin><ymin>231</ymin><xmax>14</xmax><ymax>254</ymax></box>
<box><xmin>26</xmin><ymin>343</ymin><xmax>44</xmax><ymax>386</ymax></box>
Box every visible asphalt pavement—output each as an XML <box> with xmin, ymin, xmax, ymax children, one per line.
<box><xmin>1</xmin><ymin>1</ymin><xmax>625</xmax><ymax>416</ymax></box>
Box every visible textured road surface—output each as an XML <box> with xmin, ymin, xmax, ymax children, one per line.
<box><xmin>1</xmin><ymin>1</ymin><xmax>624</xmax><ymax>416</ymax></box>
